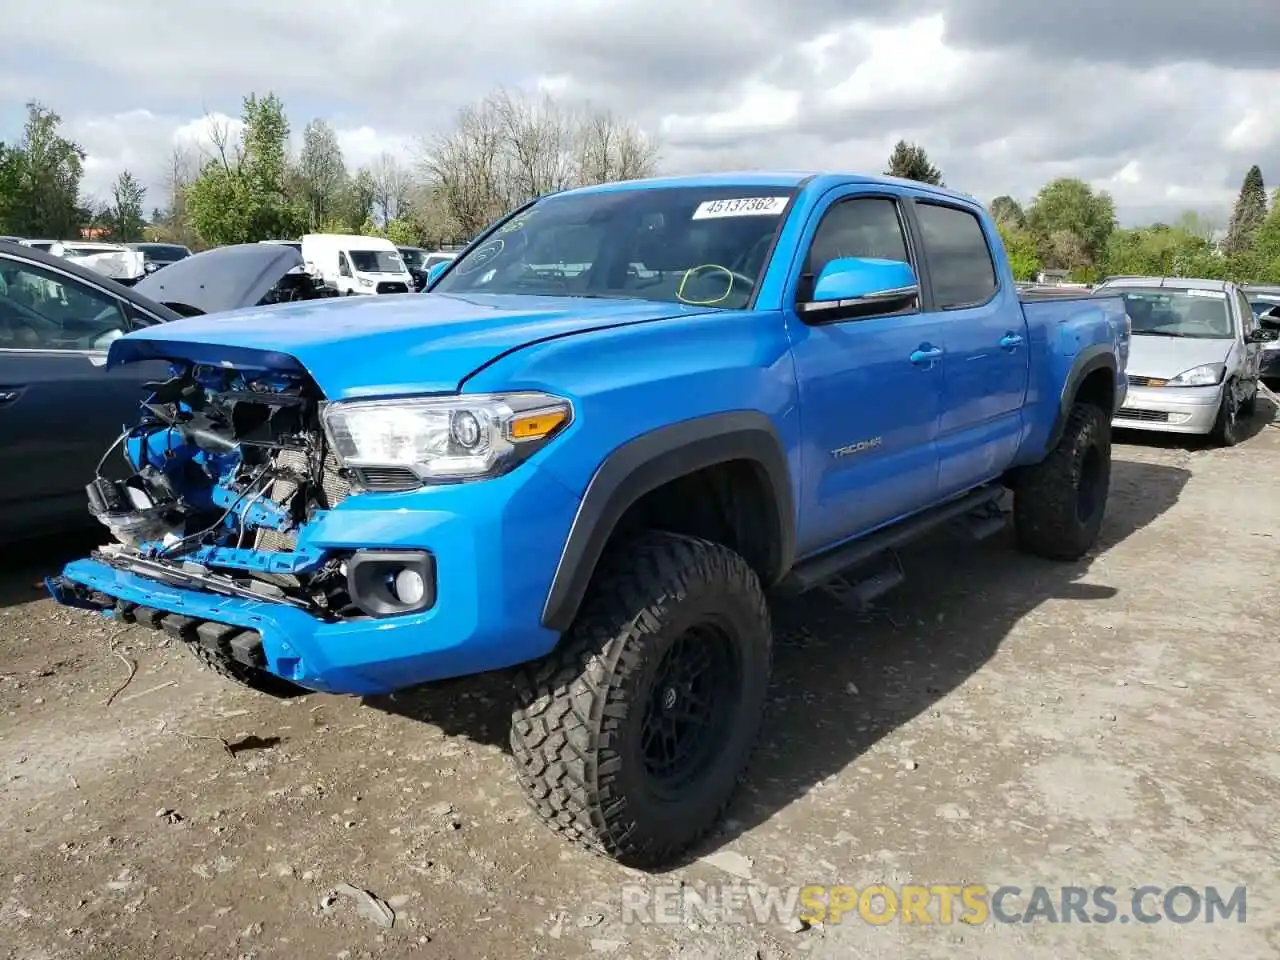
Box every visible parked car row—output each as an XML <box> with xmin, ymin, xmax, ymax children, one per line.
<box><xmin>0</xmin><ymin>235</ymin><xmax>192</xmax><ymax>285</ymax></box>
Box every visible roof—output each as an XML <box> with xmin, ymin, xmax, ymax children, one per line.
<box><xmin>1097</xmin><ymin>276</ymin><xmax>1230</xmax><ymax>291</ymax></box>
<box><xmin>555</xmin><ymin>170</ymin><xmax>973</xmax><ymax>204</ymax></box>
<box><xmin>1242</xmin><ymin>284</ymin><xmax>1280</xmax><ymax>296</ymax></box>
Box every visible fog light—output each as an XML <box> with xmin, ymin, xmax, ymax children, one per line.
<box><xmin>393</xmin><ymin>568</ymin><xmax>426</xmax><ymax>606</ymax></box>
<box><xmin>345</xmin><ymin>550</ymin><xmax>436</xmax><ymax>619</ymax></box>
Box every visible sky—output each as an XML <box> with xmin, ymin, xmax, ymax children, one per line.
<box><xmin>1</xmin><ymin>0</ymin><xmax>1276</xmax><ymax>227</ymax></box>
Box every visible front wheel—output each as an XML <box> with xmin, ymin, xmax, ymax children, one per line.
<box><xmin>1211</xmin><ymin>384</ymin><xmax>1243</xmax><ymax>447</ymax></box>
<box><xmin>509</xmin><ymin>532</ymin><xmax>772</xmax><ymax>868</ymax></box>
<box><xmin>1012</xmin><ymin>401</ymin><xmax>1111</xmax><ymax>561</ymax></box>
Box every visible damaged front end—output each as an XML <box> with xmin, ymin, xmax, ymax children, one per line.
<box><xmin>49</xmin><ymin>361</ymin><xmax>433</xmax><ymax>640</ymax></box>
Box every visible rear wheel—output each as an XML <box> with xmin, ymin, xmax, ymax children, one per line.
<box><xmin>1012</xmin><ymin>401</ymin><xmax>1111</xmax><ymax>561</ymax></box>
<box><xmin>509</xmin><ymin>532</ymin><xmax>772</xmax><ymax>868</ymax></box>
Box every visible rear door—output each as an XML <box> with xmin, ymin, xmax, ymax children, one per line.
<box><xmin>906</xmin><ymin>197</ymin><xmax>1030</xmax><ymax>497</ymax></box>
<box><xmin>0</xmin><ymin>252</ymin><xmax>159</xmax><ymax>531</ymax></box>
<box><xmin>784</xmin><ymin>188</ymin><xmax>948</xmax><ymax>554</ymax></box>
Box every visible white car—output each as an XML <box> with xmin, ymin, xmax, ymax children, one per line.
<box><xmin>49</xmin><ymin>241</ymin><xmax>147</xmax><ymax>284</ymax></box>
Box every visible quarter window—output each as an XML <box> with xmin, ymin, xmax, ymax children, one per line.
<box><xmin>915</xmin><ymin>202</ymin><xmax>998</xmax><ymax>309</ymax></box>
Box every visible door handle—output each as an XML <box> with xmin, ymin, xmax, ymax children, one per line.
<box><xmin>910</xmin><ymin>345</ymin><xmax>943</xmax><ymax>366</ymax></box>
<box><xmin>0</xmin><ymin>387</ymin><xmax>24</xmax><ymax>406</ymax></box>
<box><xmin>999</xmin><ymin>332</ymin><xmax>1024</xmax><ymax>350</ymax></box>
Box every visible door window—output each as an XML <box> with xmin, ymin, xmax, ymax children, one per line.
<box><xmin>1235</xmin><ymin>290</ymin><xmax>1255</xmax><ymax>336</ymax></box>
<box><xmin>801</xmin><ymin>196</ymin><xmax>914</xmax><ymax>309</ymax></box>
<box><xmin>0</xmin><ymin>256</ymin><xmax>128</xmax><ymax>351</ymax></box>
<box><xmin>338</xmin><ymin>252</ymin><xmax>352</xmax><ymax>277</ymax></box>
<box><xmin>914</xmin><ymin>202</ymin><xmax>999</xmax><ymax>309</ymax></box>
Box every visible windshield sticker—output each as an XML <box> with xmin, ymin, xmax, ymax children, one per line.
<box><xmin>455</xmin><ymin>238</ymin><xmax>504</xmax><ymax>276</ymax></box>
<box><xmin>691</xmin><ymin>197</ymin><xmax>789</xmax><ymax>220</ymax></box>
<box><xmin>1185</xmin><ymin>289</ymin><xmax>1226</xmax><ymax>299</ymax></box>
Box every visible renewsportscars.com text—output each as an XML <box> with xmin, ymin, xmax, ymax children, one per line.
<box><xmin>620</xmin><ymin>883</ymin><xmax>1247</xmax><ymax>926</ymax></box>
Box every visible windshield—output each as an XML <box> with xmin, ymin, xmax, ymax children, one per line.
<box><xmin>137</xmin><ymin>243</ymin><xmax>190</xmax><ymax>261</ymax></box>
<box><xmin>1109</xmin><ymin>288</ymin><xmax>1235</xmax><ymax>339</ymax></box>
<box><xmin>431</xmin><ymin>186</ymin><xmax>798</xmax><ymax>308</ymax></box>
<box><xmin>398</xmin><ymin>248</ymin><xmax>425</xmax><ymax>268</ymax></box>
<box><xmin>349</xmin><ymin>249</ymin><xmax>405</xmax><ymax>273</ymax></box>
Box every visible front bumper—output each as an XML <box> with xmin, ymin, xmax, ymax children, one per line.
<box><xmin>51</xmin><ymin>463</ymin><xmax>582</xmax><ymax>696</ymax></box>
<box><xmin>1113</xmin><ymin>383</ymin><xmax>1221</xmax><ymax>435</ymax></box>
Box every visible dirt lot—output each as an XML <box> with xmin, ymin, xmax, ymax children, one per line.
<box><xmin>2</xmin><ymin>410</ymin><xmax>1278</xmax><ymax>960</ymax></box>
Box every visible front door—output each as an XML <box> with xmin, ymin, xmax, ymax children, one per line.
<box><xmin>0</xmin><ymin>253</ymin><xmax>150</xmax><ymax>532</ymax></box>
<box><xmin>784</xmin><ymin>191</ymin><xmax>947</xmax><ymax>556</ymax></box>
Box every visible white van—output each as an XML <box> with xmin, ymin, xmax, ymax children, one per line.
<box><xmin>299</xmin><ymin>234</ymin><xmax>414</xmax><ymax>295</ymax></box>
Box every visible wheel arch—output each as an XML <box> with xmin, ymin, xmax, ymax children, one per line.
<box><xmin>540</xmin><ymin>411</ymin><xmax>795</xmax><ymax>633</ymax></box>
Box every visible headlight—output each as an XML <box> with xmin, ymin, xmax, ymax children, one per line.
<box><xmin>322</xmin><ymin>392</ymin><xmax>573</xmax><ymax>483</ymax></box>
<box><xmin>358</xmin><ymin>276</ymin><xmax>374</xmax><ymax>287</ymax></box>
<box><xmin>1167</xmin><ymin>363</ymin><xmax>1225</xmax><ymax>386</ymax></box>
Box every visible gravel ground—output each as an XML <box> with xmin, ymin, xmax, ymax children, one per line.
<box><xmin>2</xmin><ymin>409</ymin><xmax>1278</xmax><ymax>960</ymax></box>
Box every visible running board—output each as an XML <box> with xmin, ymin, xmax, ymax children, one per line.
<box><xmin>777</xmin><ymin>485</ymin><xmax>1005</xmax><ymax>596</ymax></box>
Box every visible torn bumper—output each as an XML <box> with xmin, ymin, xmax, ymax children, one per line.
<box><xmin>51</xmin><ymin>463</ymin><xmax>581</xmax><ymax>696</ymax></box>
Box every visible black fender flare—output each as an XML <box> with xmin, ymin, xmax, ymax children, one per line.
<box><xmin>540</xmin><ymin>411</ymin><xmax>795</xmax><ymax>633</ymax></box>
<box><xmin>1047</xmin><ymin>345</ymin><xmax>1117</xmax><ymax>451</ymax></box>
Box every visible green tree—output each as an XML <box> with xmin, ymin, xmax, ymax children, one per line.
<box><xmin>997</xmin><ymin>222</ymin><xmax>1040</xmax><ymax>281</ymax></box>
<box><xmin>989</xmin><ymin>195</ymin><xmax>1025</xmax><ymax>230</ymax></box>
<box><xmin>0</xmin><ymin>102</ymin><xmax>86</xmax><ymax>238</ymax></box>
<box><xmin>185</xmin><ymin>94</ymin><xmax>307</xmax><ymax>245</ymax></box>
<box><xmin>1223</xmin><ymin>165</ymin><xmax>1267</xmax><ymax>255</ymax></box>
<box><xmin>296</xmin><ymin>119</ymin><xmax>347</xmax><ymax>230</ymax></box>
<box><xmin>106</xmin><ymin>170</ymin><xmax>146</xmax><ymax>241</ymax></box>
<box><xmin>884</xmin><ymin>139</ymin><xmax>944</xmax><ymax>185</ymax></box>
<box><xmin>384</xmin><ymin>218</ymin><xmax>418</xmax><ymax>246</ymax></box>
<box><xmin>335</xmin><ymin>167</ymin><xmax>376</xmax><ymax>231</ymax></box>
<box><xmin>1251</xmin><ymin>196</ymin><xmax>1280</xmax><ymax>282</ymax></box>
<box><xmin>1025</xmin><ymin>178</ymin><xmax>1116</xmax><ymax>274</ymax></box>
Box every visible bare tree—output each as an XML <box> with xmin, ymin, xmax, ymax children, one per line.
<box><xmin>418</xmin><ymin>87</ymin><xmax>659</xmax><ymax>239</ymax></box>
<box><xmin>370</xmin><ymin>152</ymin><xmax>411</xmax><ymax>225</ymax></box>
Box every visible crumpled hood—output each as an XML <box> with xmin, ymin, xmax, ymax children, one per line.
<box><xmin>107</xmin><ymin>291</ymin><xmax>714</xmax><ymax>399</ymax></box>
<box><xmin>132</xmin><ymin>243</ymin><xmax>303</xmax><ymax>314</ymax></box>
<box><xmin>72</xmin><ymin>247</ymin><xmax>146</xmax><ymax>282</ymax></box>
<box><xmin>1127</xmin><ymin>333</ymin><xmax>1233</xmax><ymax>379</ymax></box>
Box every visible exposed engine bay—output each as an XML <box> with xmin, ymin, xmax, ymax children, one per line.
<box><xmin>85</xmin><ymin>362</ymin><xmax>357</xmax><ymax>617</ymax></box>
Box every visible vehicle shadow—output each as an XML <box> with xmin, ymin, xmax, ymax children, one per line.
<box><xmin>0</xmin><ymin>526</ymin><xmax>104</xmax><ymax>610</ymax></box>
<box><xmin>367</xmin><ymin>456</ymin><xmax>1191</xmax><ymax>869</ymax></box>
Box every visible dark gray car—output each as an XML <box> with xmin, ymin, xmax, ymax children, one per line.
<box><xmin>0</xmin><ymin>242</ymin><xmax>314</xmax><ymax>540</ymax></box>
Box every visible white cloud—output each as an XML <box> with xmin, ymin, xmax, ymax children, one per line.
<box><xmin>3</xmin><ymin>0</ymin><xmax>1278</xmax><ymax>225</ymax></box>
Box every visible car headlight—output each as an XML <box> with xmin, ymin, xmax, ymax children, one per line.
<box><xmin>357</xmin><ymin>276</ymin><xmax>374</xmax><ymax>287</ymax></box>
<box><xmin>321</xmin><ymin>392</ymin><xmax>573</xmax><ymax>483</ymax></box>
<box><xmin>1167</xmin><ymin>363</ymin><xmax>1225</xmax><ymax>386</ymax></box>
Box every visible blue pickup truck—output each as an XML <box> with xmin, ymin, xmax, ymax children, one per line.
<box><xmin>48</xmin><ymin>172</ymin><xmax>1129</xmax><ymax>867</ymax></box>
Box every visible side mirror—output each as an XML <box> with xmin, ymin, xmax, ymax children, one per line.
<box><xmin>424</xmin><ymin>261</ymin><xmax>449</xmax><ymax>287</ymax></box>
<box><xmin>1246</xmin><ymin>327</ymin><xmax>1279</xmax><ymax>343</ymax></box>
<box><xmin>143</xmin><ymin>261</ymin><xmax>160</xmax><ymax>274</ymax></box>
<box><xmin>800</xmin><ymin>257</ymin><xmax>919</xmax><ymax>318</ymax></box>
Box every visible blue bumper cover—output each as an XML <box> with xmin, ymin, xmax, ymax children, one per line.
<box><xmin>54</xmin><ymin>463</ymin><xmax>580</xmax><ymax>696</ymax></box>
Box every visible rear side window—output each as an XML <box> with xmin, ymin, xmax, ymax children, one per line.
<box><xmin>915</xmin><ymin>202</ymin><xmax>998</xmax><ymax>309</ymax></box>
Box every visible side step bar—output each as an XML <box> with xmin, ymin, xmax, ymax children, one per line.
<box><xmin>777</xmin><ymin>484</ymin><xmax>1007</xmax><ymax>597</ymax></box>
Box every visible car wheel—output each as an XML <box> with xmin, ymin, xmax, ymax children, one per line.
<box><xmin>1239</xmin><ymin>380</ymin><xmax>1258</xmax><ymax>418</ymax></box>
<box><xmin>1211</xmin><ymin>384</ymin><xmax>1243</xmax><ymax>447</ymax></box>
<box><xmin>1012</xmin><ymin>401</ymin><xmax>1111</xmax><ymax>561</ymax></box>
<box><xmin>509</xmin><ymin>531</ymin><xmax>772</xmax><ymax>868</ymax></box>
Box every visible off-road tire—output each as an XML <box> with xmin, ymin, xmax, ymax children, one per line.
<box><xmin>1013</xmin><ymin>401</ymin><xmax>1111</xmax><ymax>561</ymax></box>
<box><xmin>184</xmin><ymin>641</ymin><xmax>309</xmax><ymax>699</ymax></box>
<box><xmin>509</xmin><ymin>531</ymin><xmax>772</xmax><ymax>869</ymax></box>
<box><xmin>1211</xmin><ymin>383</ymin><xmax>1243</xmax><ymax>447</ymax></box>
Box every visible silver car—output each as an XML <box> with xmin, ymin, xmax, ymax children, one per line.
<box><xmin>1095</xmin><ymin>277</ymin><xmax>1275</xmax><ymax>445</ymax></box>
